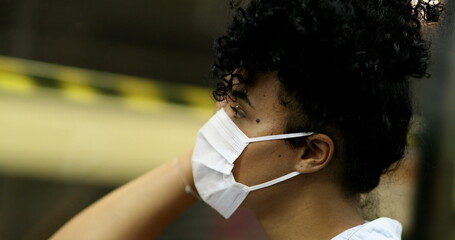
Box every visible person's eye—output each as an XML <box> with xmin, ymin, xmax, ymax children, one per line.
<box><xmin>230</xmin><ymin>105</ymin><xmax>246</xmax><ymax>118</ymax></box>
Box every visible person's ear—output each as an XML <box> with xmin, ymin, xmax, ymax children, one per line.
<box><xmin>294</xmin><ymin>134</ymin><xmax>334</xmax><ymax>174</ymax></box>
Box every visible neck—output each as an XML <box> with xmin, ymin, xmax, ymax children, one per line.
<box><xmin>250</xmin><ymin>178</ymin><xmax>364</xmax><ymax>240</ymax></box>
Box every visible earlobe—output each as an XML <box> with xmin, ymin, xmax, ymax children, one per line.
<box><xmin>294</xmin><ymin>134</ymin><xmax>334</xmax><ymax>174</ymax></box>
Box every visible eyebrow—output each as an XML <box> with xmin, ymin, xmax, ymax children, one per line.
<box><xmin>231</xmin><ymin>89</ymin><xmax>254</xmax><ymax>108</ymax></box>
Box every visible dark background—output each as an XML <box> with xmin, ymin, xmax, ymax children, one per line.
<box><xmin>0</xmin><ymin>1</ymin><xmax>232</xmax><ymax>239</ymax></box>
<box><xmin>0</xmin><ymin>0</ymin><xmax>230</xmax><ymax>86</ymax></box>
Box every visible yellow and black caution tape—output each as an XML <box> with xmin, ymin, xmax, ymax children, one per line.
<box><xmin>0</xmin><ymin>55</ymin><xmax>217</xmax><ymax>183</ymax></box>
<box><xmin>0</xmin><ymin>55</ymin><xmax>214</xmax><ymax>112</ymax></box>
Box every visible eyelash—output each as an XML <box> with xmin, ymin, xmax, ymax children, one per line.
<box><xmin>230</xmin><ymin>105</ymin><xmax>245</xmax><ymax>118</ymax></box>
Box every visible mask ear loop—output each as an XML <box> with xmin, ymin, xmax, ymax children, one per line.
<box><xmin>246</xmin><ymin>132</ymin><xmax>314</xmax><ymax>143</ymax></box>
<box><xmin>241</xmin><ymin>132</ymin><xmax>314</xmax><ymax>192</ymax></box>
<box><xmin>244</xmin><ymin>171</ymin><xmax>301</xmax><ymax>192</ymax></box>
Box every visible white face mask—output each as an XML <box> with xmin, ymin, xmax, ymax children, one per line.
<box><xmin>192</xmin><ymin>108</ymin><xmax>313</xmax><ymax>219</ymax></box>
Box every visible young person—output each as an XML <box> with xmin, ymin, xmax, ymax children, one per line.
<box><xmin>51</xmin><ymin>0</ymin><xmax>442</xmax><ymax>239</ymax></box>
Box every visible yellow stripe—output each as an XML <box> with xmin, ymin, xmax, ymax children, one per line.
<box><xmin>0</xmin><ymin>72</ymin><xmax>35</xmax><ymax>93</ymax></box>
<box><xmin>117</xmin><ymin>76</ymin><xmax>167</xmax><ymax>111</ymax></box>
<box><xmin>0</xmin><ymin>57</ymin><xmax>26</xmax><ymax>73</ymax></box>
<box><xmin>54</xmin><ymin>67</ymin><xmax>90</xmax><ymax>84</ymax></box>
<box><xmin>117</xmin><ymin>76</ymin><xmax>162</xmax><ymax>99</ymax></box>
<box><xmin>122</xmin><ymin>95</ymin><xmax>169</xmax><ymax>112</ymax></box>
<box><xmin>60</xmin><ymin>82</ymin><xmax>98</xmax><ymax>103</ymax></box>
<box><xmin>181</xmin><ymin>85</ymin><xmax>214</xmax><ymax>109</ymax></box>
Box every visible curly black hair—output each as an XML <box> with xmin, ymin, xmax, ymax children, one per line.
<box><xmin>211</xmin><ymin>0</ymin><xmax>443</xmax><ymax>194</ymax></box>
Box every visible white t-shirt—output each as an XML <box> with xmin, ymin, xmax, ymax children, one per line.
<box><xmin>331</xmin><ymin>217</ymin><xmax>402</xmax><ymax>240</ymax></box>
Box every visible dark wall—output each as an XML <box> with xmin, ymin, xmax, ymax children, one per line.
<box><xmin>0</xmin><ymin>0</ymin><xmax>230</xmax><ymax>86</ymax></box>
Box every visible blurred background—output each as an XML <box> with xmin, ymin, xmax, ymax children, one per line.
<box><xmin>0</xmin><ymin>0</ymin><xmax>453</xmax><ymax>239</ymax></box>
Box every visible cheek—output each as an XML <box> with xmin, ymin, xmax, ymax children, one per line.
<box><xmin>232</xmin><ymin>141</ymin><xmax>295</xmax><ymax>186</ymax></box>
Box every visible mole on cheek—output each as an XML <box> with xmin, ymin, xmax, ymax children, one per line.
<box><xmin>278</xmin><ymin>154</ymin><xmax>282</xmax><ymax>158</ymax></box>
<box><xmin>256</xmin><ymin>118</ymin><xmax>261</xmax><ymax>123</ymax></box>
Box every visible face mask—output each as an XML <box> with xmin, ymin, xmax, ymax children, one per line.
<box><xmin>192</xmin><ymin>108</ymin><xmax>313</xmax><ymax>219</ymax></box>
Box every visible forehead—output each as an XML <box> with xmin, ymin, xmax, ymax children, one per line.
<box><xmin>237</xmin><ymin>71</ymin><xmax>287</xmax><ymax>111</ymax></box>
<box><xmin>245</xmin><ymin>71</ymin><xmax>279</xmax><ymax>94</ymax></box>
